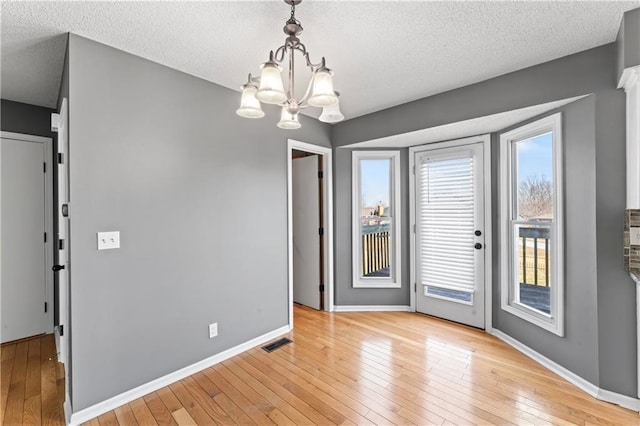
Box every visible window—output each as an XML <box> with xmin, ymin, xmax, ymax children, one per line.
<box><xmin>352</xmin><ymin>151</ymin><xmax>401</xmax><ymax>288</ymax></box>
<box><xmin>500</xmin><ymin>113</ymin><xmax>564</xmax><ymax>336</ymax></box>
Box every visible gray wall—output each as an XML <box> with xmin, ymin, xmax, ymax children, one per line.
<box><xmin>333</xmin><ymin>148</ymin><xmax>410</xmax><ymax>306</ymax></box>
<box><xmin>331</xmin><ymin>43</ymin><xmax>636</xmax><ymax>397</ymax></box>
<box><xmin>66</xmin><ymin>34</ymin><xmax>331</xmax><ymax>411</ymax></box>
<box><xmin>1</xmin><ymin>99</ymin><xmax>55</xmax><ymax>138</ymax></box>
<box><xmin>594</xmin><ymin>89</ymin><xmax>635</xmax><ymax>395</ymax></box>
<box><xmin>493</xmin><ymin>97</ymin><xmax>601</xmax><ymax>386</ymax></box>
<box><xmin>616</xmin><ymin>8</ymin><xmax>640</xmax><ymax>81</ymax></box>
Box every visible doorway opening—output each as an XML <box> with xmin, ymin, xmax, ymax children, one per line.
<box><xmin>287</xmin><ymin>140</ymin><xmax>334</xmax><ymax>327</ymax></box>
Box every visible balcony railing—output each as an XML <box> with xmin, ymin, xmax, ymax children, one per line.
<box><xmin>362</xmin><ymin>230</ymin><xmax>390</xmax><ymax>277</ymax></box>
<box><xmin>518</xmin><ymin>227</ymin><xmax>550</xmax><ymax>287</ymax></box>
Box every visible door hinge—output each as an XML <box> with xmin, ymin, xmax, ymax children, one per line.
<box><xmin>414</xmin><ymin>283</ymin><xmax>417</xmax><ymax>292</ymax></box>
<box><xmin>318</xmin><ymin>227</ymin><xmax>324</xmax><ymax>236</ymax></box>
<box><xmin>412</xmin><ymin>165</ymin><xmax>415</xmax><ymax>175</ymax></box>
<box><xmin>44</xmin><ymin>302</ymin><xmax>48</xmax><ymax>313</ymax></box>
<box><xmin>44</xmin><ymin>232</ymin><xmax>47</xmax><ymax>243</ymax></box>
<box><xmin>319</xmin><ymin>284</ymin><xmax>325</xmax><ymax>292</ymax></box>
<box><xmin>318</xmin><ymin>170</ymin><xmax>324</xmax><ymax>179</ymax></box>
<box><xmin>413</xmin><ymin>224</ymin><xmax>416</xmax><ymax>233</ymax></box>
<box><xmin>59</xmin><ymin>325</ymin><xmax>64</xmax><ymax>337</ymax></box>
<box><xmin>57</xmin><ymin>153</ymin><xmax>64</xmax><ymax>164</ymax></box>
<box><xmin>58</xmin><ymin>239</ymin><xmax>65</xmax><ymax>250</ymax></box>
<box><xmin>43</xmin><ymin>162</ymin><xmax>46</xmax><ymax>173</ymax></box>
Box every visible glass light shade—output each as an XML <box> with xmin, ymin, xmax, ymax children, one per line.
<box><xmin>236</xmin><ymin>85</ymin><xmax>265</xmax><ymax>118</ymax></box>
<box><xmin>308</xmin><ymin>69</ymin><xmax>338</xmax><ymax>107</ymax></box>
<box><xmin>277</xmin><ymin>108</ymin><xmax>301</xmax><ymax>130</ymax></box>
<box><xmin>256</xmin><ymin>63</ymin><xmax>286</xmax><ymax>104</ymax></box>
<box><xmin>319</xmin><ymin>102</ymin><xmax>344</xmax><ymax>123</ymax></box>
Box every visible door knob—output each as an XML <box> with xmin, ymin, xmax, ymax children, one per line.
<box><xmin>52</xmin><ymin>264</ymin><xmax>65</xmax><ymax>272</ymax></box>
<box><xmin>474</xmin><ymin>243</ymin><xmax>483</xmax><ymax>249</ymax></box>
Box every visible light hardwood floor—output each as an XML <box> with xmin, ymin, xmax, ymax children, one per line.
<box><xmin>4</xmin><ymin>306</ymin><xmax>640</xmax><ymax>425</ymax></box>
<box><xmin>1</xmin><ymin>334</ymin><xmax>65</xmax><ymax>425</ymax></box>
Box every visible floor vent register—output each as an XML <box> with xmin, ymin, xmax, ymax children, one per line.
<box><xmin>262</xmin><ymin>337</ymin><xmax>292</xmax><ymax>353</ymax></box>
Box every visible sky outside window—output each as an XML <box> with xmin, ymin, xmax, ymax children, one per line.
<box><xmin>361</xmin><ymin>159</ymin><xmax>390</xmax><ymax>207</ymax></box>
<box><xmin>516</xmin><ymin>132</ymin><xmax>553</xmax><ymax>183</ymax></box>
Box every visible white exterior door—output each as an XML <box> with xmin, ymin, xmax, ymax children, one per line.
<box><xmin>414</xmin><ymin>141</ymin><xmax>486</xmax><ymax>328</ymax></box>
<box><xmin>1</xmin><ymin>137</ymin><xmax>47</xmax><ymax>343</ymax></box>
<box><xmin>292</xmin><ymin>155</ymin><xmax>321</xmax><ymax>310</ymax></box>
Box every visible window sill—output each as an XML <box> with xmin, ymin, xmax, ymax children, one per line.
<box><xmin>501</xmin><ymin>302</ymin><xmax>564</xmax><ymax>337</ymax></box>
<box><xmin>353</xmin><ymin>280</ymin><xmax>402</xmax><ymax>289</ymax></box>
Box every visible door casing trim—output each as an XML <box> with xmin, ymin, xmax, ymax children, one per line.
<box><xmin>286</xmin><ymin>140</ymin><xmax>334</xmax><ymax>327</ymax></box>
<box><xmin>409</xmin><ymin>134</ymin><xmax>492</xmax><ymax>332</ymax></box>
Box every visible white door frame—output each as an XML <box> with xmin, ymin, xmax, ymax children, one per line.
<box><xmin>409</xmin><ymin>134</ymin><xmax>493</xmax><ymax>332</ymax></box>
<box><xmin>0</xmin><ymin>131</ymin><xmax>54</xmax><ymax>335</ymax></box>
<box><xmin>287</xmin><ymin>140</ymin><xmax>334</xmax><ymax>327</ymax></box>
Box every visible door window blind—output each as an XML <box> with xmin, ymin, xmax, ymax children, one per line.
<box><xmin>418</xmin><ymin>154</ymin><xmax>475</xmax><ymax>293</ymax></box>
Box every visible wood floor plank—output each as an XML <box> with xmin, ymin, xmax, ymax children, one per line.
<box><xmin>142</xmin><ymin>392</ymin><xmax>178</xmax><ymax>426</ymax></box>
<box><xmin>219</xmin><ymin>358</ymin><xmax>308</xmax><ymax>424</ymax></box>
<box><xmin>24</xmin><ymin>339</ymin><xmax>41</xmax><ymax>401</ymax></box>
<box><xmin>40</xmin><ymin>335</ymin><xmax>63</xmax><ymax>426</ymax></box>
<box><xmin>201</xmin><ymin>367</ymin><xmax>276</xmax><ymax>425</ymax></box>
<box><xmin>191</xmin><ymin>371</ymin><xmax>254</xmax><ymax>425</ymax></box>
<box><xmin>181</xmin><ymin>375</ymin><xmax>234</xmax><ymax>424</ymax></box>
<box><xmin>83</xmin><ymin>418</ymin><xmax>101</xmax><ymax>426</ymax></box>
<box><xmin>3</xmin><ymin>341</ymin><xmax>29</xmax><ymax>425</ymax></box>
<box><xmin>214</xmin><ymin>362</ymin><xmax>293</xmax><ymax>425</ymax></box>
<box><xmin>113</xmin><ymin>404</ymin><xmax>138</xmax><ymax>426</ymax></box>
<box><xmin>0</xmin><ymin>343</ymin><xmax>16</xmax><ymax>422</ymax></box>
<box><xmin>129</xmin><ymin>397</ymin><xmax>159</xmax><ymax>425</ymax></box>
<box><xmin>241</xmin><ymin>349</ymin><xmax>374</xmax><ymax>425</ymax></box>
<box><xmin>232</xmin><ymin>353</ymin><xmax>341</xmax><ymax>425</ymax></box>
<box><xmin>171</xmin><ymin>407</ymin><xmax>196</xmax><ymax>426</ymax></box>
<box><xmin>168</xmin><ymin>380</ymin><xmax>216</xmax><ymax>425</ymax></box>
<box><xmin>96</xmin><ymin>410</ymin><xmax>119</xmax><ymax>426</ymax></box>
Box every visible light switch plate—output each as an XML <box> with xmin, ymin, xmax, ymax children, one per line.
<box><xmin>630</xmin><ymin>227</ymin><xmax>640</xmax><ymax>246</ymax></box>
<box><xmin>97</xmin><ymin>231</ymin><xmax>120</xmax><ymax>250</ymax></box>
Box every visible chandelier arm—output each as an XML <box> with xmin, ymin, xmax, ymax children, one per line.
<box><xmin>274</xmin><ymin>45</ymin><xmax>288</xmax><ymax>63</ymax></box>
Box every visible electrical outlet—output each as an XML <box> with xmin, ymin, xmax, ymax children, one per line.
<box><xmin>208</xmin><ymin>323</ymin><xmax>218</xmax><ymax>339</ymax></box>
<box><xmin>630</xmin><ymin>227</ymin><xmax>640</xmax><ymax>246</ymax></box>
<box><xmin>97</xmin><ymin>231</ymin><xmax>120</xmax><ymax>250</ymax></box>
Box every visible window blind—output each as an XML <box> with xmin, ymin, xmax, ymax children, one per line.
<box><xmin>418</xmin><ymin>154</ymin><xmax>475</xmax><ymax>293</ymax></box>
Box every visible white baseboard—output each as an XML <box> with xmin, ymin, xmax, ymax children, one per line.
<box><xmin>492</xmin><ymin>329</ymin><xmax>640</xmax><ymax>412</ymax></box>
<box><xmin>333</xmin><ymin>305</ymin><xmax>411</xmax><ymax>312</ymax></box>
<box><xmin>69</xmin><ymin>325</ymin><xmax>292</xmax><ymax>425</ymax></box>
<box><xmin>597</xmin><ymin>388</ymin><xmax>640</xmax><ymax>412</ymax></box>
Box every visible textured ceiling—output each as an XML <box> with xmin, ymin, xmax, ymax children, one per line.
<box><xmin>1</xmin><ymin>1</ymin><xmax>637</xmax><ymax>121</ymax></box>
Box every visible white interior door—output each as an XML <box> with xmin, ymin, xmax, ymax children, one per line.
<box><xmin>1</xmin><ymin>137</ymin><xmax>47</xmax><ymax>343</ymax></box>
<box><xmin>52</xmin><ymin>99</ymin><xmax>69</xmax><ymax>367</ymax></box>
<box><xmin>414</xmin><ymin>142</ymin><xmax>486</xmax><ymax>328</ymax></box>
<box><xmin>292</xmin><ymin>155</ymin><xmax>321</xmax><ymax>310</ymax></box>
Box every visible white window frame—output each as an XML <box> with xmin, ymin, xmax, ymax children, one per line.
<box><xmin>352</xmin><ymin>151</ymin><xmax>402</xmax><ymax>288</ymax></box>
<box><xmin>500</xmin><ymin>113</ymin><xmax>564</xmax><ymax>336</ymax></box>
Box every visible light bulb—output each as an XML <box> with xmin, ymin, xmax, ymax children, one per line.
<box><xmin>277</xmin><ymin>107</ymin><xmax>301</xmax><ymax>130</ymax></box>
<box><xmin>308</xmin><ymin>69</ymin><xmax>338</xmax><ymax>107</ymax></box>
<box><xmin>319</xmin><ymin>101</ymin><xmax>344</xmax><ymax>123</ymax></box>
<box><xmin>236</xmin><ymin>85</ymin><xmax>265</xmax><ymax>118</ymax></box>
<box><xmin>256</xmin><ymin>63</ymin><xmax>286</xmax><ymax>104</ymax></box>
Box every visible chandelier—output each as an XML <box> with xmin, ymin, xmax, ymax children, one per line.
<box><xmin>236</xmin><ymin>0</ymin><xmax>344</xmax><ymax>129</ymax></box>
